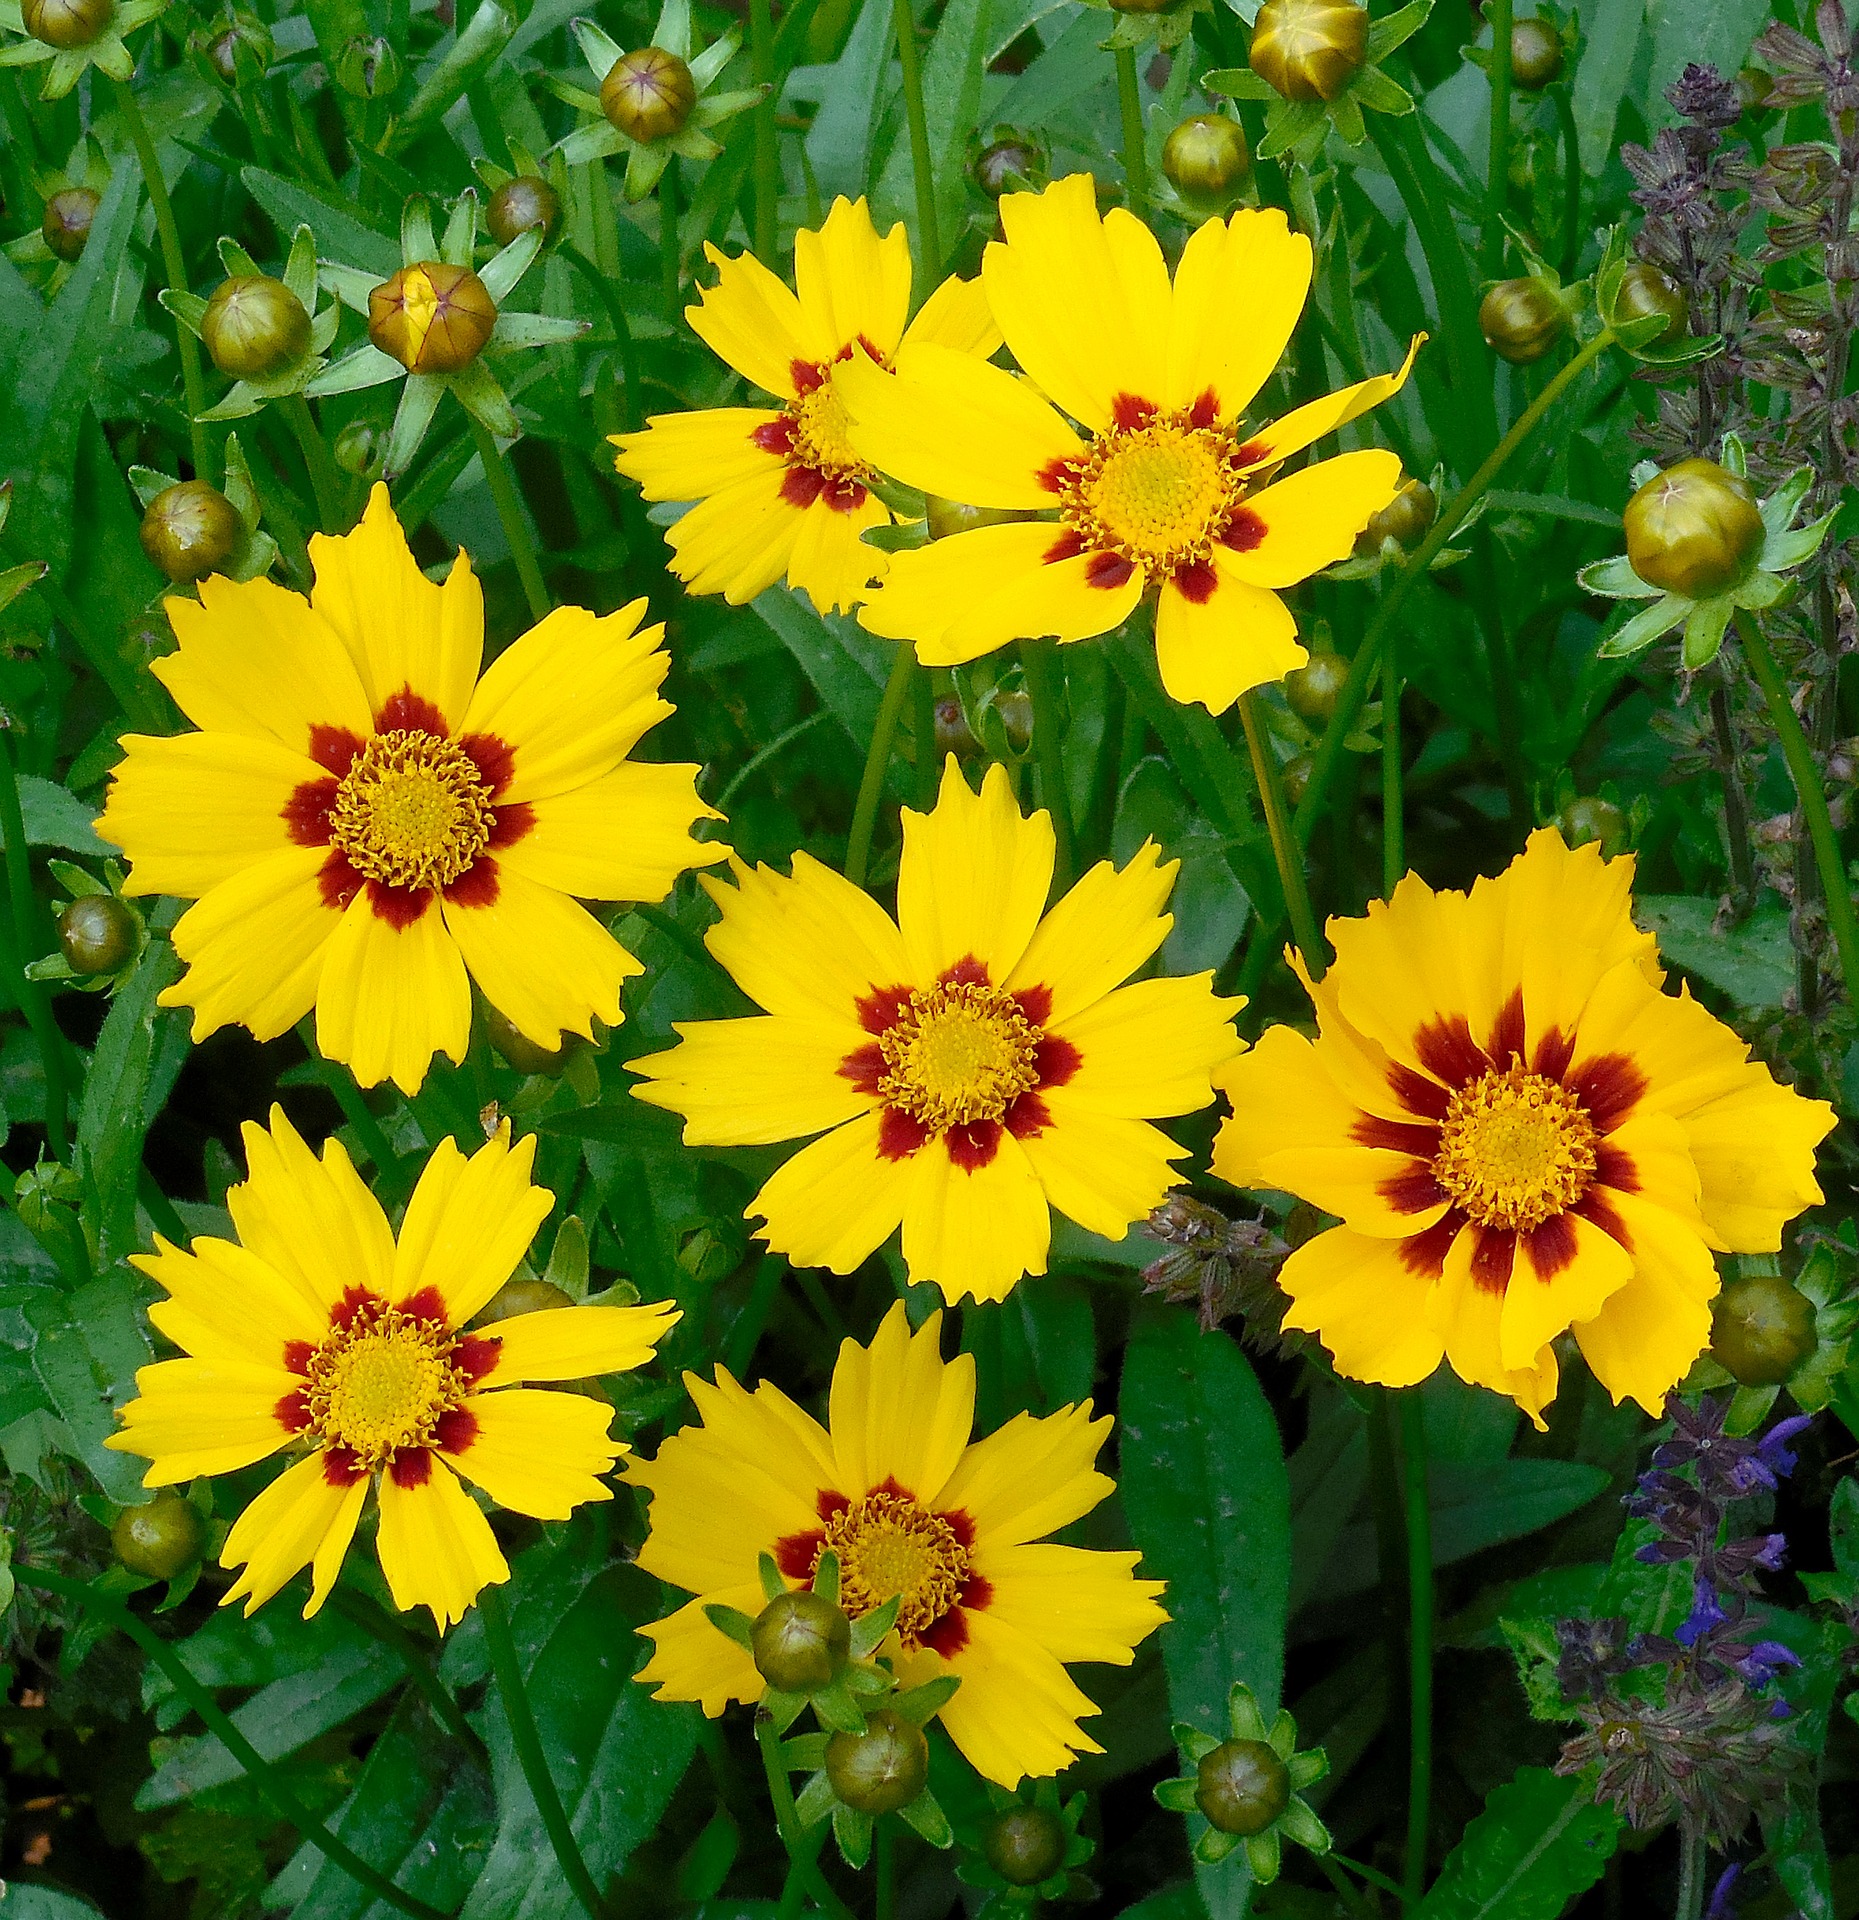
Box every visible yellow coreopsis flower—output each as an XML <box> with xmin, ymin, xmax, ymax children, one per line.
<box><xmin>630</xmin><ymin>758</ymin><xmax>1242</xmax><ymax>1303</ymax></box>
<box><xmin>838</xmin><ymin>173</ymin><xmax>1420</xmax><ymax>713</ymax></box>
<box><xmin>1212</xmin><ymin>831</ymin><xmax>1836</xmax><ymax>1423</ymax></box>
<box><xmin>628</xmin><ymin>1302</ymin><xmax>1167</xmax><ymax>1785</ymax></box>
<box><xmin>610</xmin><ymin>195</ymin><xmax>1002</xmax><ymax>615</ymax></box>
<box><xmin>96</xmin><ymin>484</ymin><xmax>724</xmax><ymax>1093</ymax></box>
<box><xmin>108</xmin><ymin>1109</ymin><xmax>678</xmax><ymax>1628</ymax></box>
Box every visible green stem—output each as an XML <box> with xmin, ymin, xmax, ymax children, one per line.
<box><xmin>1398</xmin><ymin>1390</ymin><xmax>1434</xmax><ymax>1904</ymax></box>
<box><xmin>913</xmin><ymin>658</ymin><xmax>939</xmax><ymax>811</ymax></box>
<box><xmin>14</xmin><ymin>1566</ymin><xmax>450</xmax><ymax>1920</ymax></box>
<box><xmin>481</xmin><ymin>1584</ymin><xmax>613</xmax><ymax>1920</ymax></box>
<box><xmin>1482</xmin><ymin>0</ymin><xmax>1514</xmax><ymax>277</ymax></box>
<box><xmin>846</xmin><ymin>645</ymin><xmax>917</xmax><ymax>888</ymax></box>
<box><xmin>465</xmin><ymin>415</ymin><xmax>550</xmax><ymax>623</ymax></box>
<box><xmin>755</xmin><ymin>1716</ymin><xmax>857</xmax><ymax>1920</ymax></box>
<box><xmin>1239</xmin><ymin>689</ymin><xmax>1323</xmax><ymax>976</ymax></box>
<box><xmin>284</xmin><ymin>395</ymin><xmax>345</xmax><ymax>534</ymax></box>
<box><xmin>631</xmin><ymin>901</ymin><xmax>717</xmax><ymax>976</ymax></box>
<box><xmin>876</xmin><ymin>1820</ymin><xmax>896</xmax><ymax>1920</ymax></box>
<box><xmin>1554</xmin><ymin>85</ymin><xmax>1581</xmax><ymax>279</ymax></box>
<box><xmin>114</xmin><ymin>79</ymin><xmax>211</xmax><ymax>481</ymax></box>
<box><xmin>892</xmin><ymin>0</ymin><xmax>942</xmax><ymax>273</ymax></box>
<box><xmin>749</xmin><ymin>0</ymin><xmax>780</xmax><ymax>261</ymax></box>
<box><xmin>717</xmin><ymin>711</ymin><xmax>829</xmax><ymax>812</ymax></box>
<box><xmin>310</xmin><ymin>1042</ymin><xmax>401</xmax><ymax>1190</ymax></box>
<box><xmin>1674</xmin><ymin>1822</ymin><xmax>1706</xmax><ymax>1920</ymax></box>
<box><xmin>1332</xmin><ymin>1850</ymin><xmax>1415</xmax><ymax>1906</ymax></box>
<box><xmin>1292</xmin><ymin>327</ymin><xmax>1618</xmax><ymax>845</ymax></box>
<box><xmin>1020</xmin><ymin>641</ymin><xmax>1075</xmax><ymax>893</ymax></box>
<box><xmin>1115</xmin><ymin>48</ymin><xmax>1149</xmax><ymax>224</ymax></box>
<box><xmin>563</xmin><ymin>244</ymin><xmax>641</xmax><ymax>433</ymax></box>
<box><xmin>1735</xmin><ymin>609</ymin><xmax>1859</xmax><ymax>1004</ymax></box>
<box><xmin>660</xmin><ymin>158</ymin><xmax>682</xmax><ymax>327</ymax></box>
<box><xmin>1315</xmin><ymin>1855</ymin><xmax>1377</xmax><ymax>1919</ymax></box>
<box><xmin>1382</xmin><ymin>622</ymin><xmax>1403</xmax><ymax>897</ymax></box>
<box><xmin>329</xmin><ymin>1589</ymin><xmax>485</xmax><ymax>1760</ymax></box>
<box><xmin>0</xmin><ymin>727</ymin><xmax>69</xmax><ymax>1158</ymax></box>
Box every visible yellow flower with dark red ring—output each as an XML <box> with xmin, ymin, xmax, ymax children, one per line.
<box><xmin>628</xmin><ymin>1303</ymin><xmax>1167</xmax><ymax>1786</ymax></box>
<box><xmin>630</xmin><ymin>758</ymin><xmax>1242</xmax><ymax>1304</ymax></box>
<box><xmin>96</xmin><ymin>484</ymin><xmax>723</xmax><ymax>1093</ymax></box>
<box><xmin>1212</xmin><ymin>831</ymin><xmax>1836</xmax><ymax>1424</ymax></box>
<box><xmin>107</xmin><ymin>1108</ymin><xmax>679</xmax><ymax>1629</ymax></box>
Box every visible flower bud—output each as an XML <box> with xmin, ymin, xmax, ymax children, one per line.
<box><xmin>112</xmin><ymin>1489</ymin><xmax>205</xmax><ymax>1580</ymax></box>
<box><xmin>368</xmin><ymin>262</ymin><xmax>497</xmax><ymax>375</ymax></box>
<box><xmin>825</xmin><ymin>1709</ymin><xmax>929</xmax><ymax>1814</ymax></box>
<box><xmin>1555</xmin><ymin>795</ymin><xmax>1627</xmax><ymax>856</ymax></box>
<box><xmin>1613</xmin><ymin>262</ymin><xmax>1687</xmax><ymax>346</ymax></box>
<box><xmin>1623</xmin><ymin>458</ymin><xmax>1765</xmax><ymax>599</ymax></box>
<box><xmin>1710</xmin><ymin>1272</ymin><xmax>1818</xmax><ymax>1387</ymax></box>
<box><xmin>1196</xmin><ymin>1738</ymin><xmax>1291</xmax><ymax>1837</ymax></box>
<box><xmin>334</xmin><ymin>32</ymin><xmax>399</xmax><ymax>97</ymax></box>
<box><xmin>995</xmin><ymin>689</ymin><xmax>1033</xmax><ymax>754</ymax></box>
<box><xmin>488</xmin><ymin>176</ymin><xmax>563</xmax><ymax>250</ymax></box>
<box><xmin>973</xmin><ymin>134</ymin><xmax>1043</xmax><ymax>199</ymax></box>
<box><xmin>934</xmin><ymin>695</ymin><xmax>978</xmax><ymax>759</ymax></box>
<box><xmin>59</xmin><ymin>894</ymin><xmax>138</xmax><ymax>975</ymax></box>
<box><xmin>1248</xmin><ymin>0</ymin><xmax>1369</xmax><ymax>105</ymax></box>
<box><xmin>22</xmin><ymin>0</ymin><xmax>112</xmax><ymax>49</ymax></box>
<box><xmin>41</xmin><ymin>186</ymin><xmax>99</xmax><ymax>264</ymax></box>
<box><xmin>482</xmin><ymin>1000</ymin><xmax>574</xmax><ymax>1076</ymax></box>
<box><xmin>926</xmin><ymin>498</ymin><xmax>1025</xmax><ymax>540</ymax></box>
<box><xmin>1355</xmin><ymin>478</ymin><xmax>1436</xmax><ymax>554</ymax></box>
<box><xmin>752</xmin><ymin>1588</ymin><xmax>852</xmax><ymax>1693</ymax></box>
<box><xmin>334</xmin><ymin>420</ymin><xmax>386</xmax><ymax>480</ymax></box>
<box><xmin>1162</xmin><ymin>114</ymin><xmax>1251</xmax><ymax>209</ymax></box>
<box><xmin>981</xmin><ymin>1806</ymin><xmax>1067</xmax><ymax>1887</ymax></box>
<box><xmin>1284</xmin><ymin>650</ymin><xmax>1349</xmax><ymax>722</ymax></box>
<box><xmin>601</xmin><ymin>47</ymin><xmax>697</xmax><ymax>143</ymax></box>
<box><xmin>1281</xmin><ymin>753</ymin><xmax>1314</xmax><ymax>808</ymax></box>
<box><xmin>1479</xmin><ymin>277</ymin><xmax>1567</xmax><ymax>363</ymax></box>
<box><xmin>1508</xmin><ymin>17</ymin><xmax>1563</xmax><ymax>90</ymax></box>
<box><xmin>479</xmin><ymin>1277</ymin><xmax>575</xmax><ymax>1323</ymax></box>
<box><xmin>203</xmin><ymin>275</ymin><xmax>312</xmax><ymax>381</ymax></box>
<box><xmin>140</xmin><ymin>482</ymin><xmax>242</xmax><ymax>585</ymax></box>
<box><xmin>203</xmin><ymin>15</ymin><xmax>272</xmax><ymax>82</ymax></box>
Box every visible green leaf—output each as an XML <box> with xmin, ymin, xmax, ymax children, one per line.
<box><xmin>802</xmin><ymin>0</ymin><xmax>891</xmax><ymax>197</ymax></box>
<box><xmin>1636</xmin><ymin>894</ymin><xmax>1793</xmax><ymax>1011</ymax></box>
<box><xmin>242</xmin><ymin>165</ymin><xmax>399</xmax><ymax>278</ymax></box>
<box><xmin>1832</xmin><ymin>1476</ymin><xmax>1858</xmax><ymax>1577</ymax></box>
<box><xmin>1595</xmin><ymin>592</ymin><xmax>1686</xmax><ymax>658</ymax></box>
<box><xmin>394</xmin><ymin>0</ymin><xmax>517</xmax><ymax>148</ymax></box>
<box><xmin>1413</xmin><ymin>1766</ymin><xmax>1620</xmax><ymax>1920</ymax></box>
<box><xmin>1571</xmin><ymin>0</ymin><xmax>1645</xmax><ymax>174</ymax></box>
<box><xmin>1681</xmin><ymin>595</ymin><xmax>1733</xmax><ymax>669</ymax></box>
<box><xmin>751</xmin><ymin>589</ymin><xmax>889</xmax><ymax>746</ymax></box>
<box><xmin>4</xmin><ymin>776</ymin><xmax>107</xmax><ymax>855</ymax></box>
<box><xmin>0</xmin><ymin>1891</ymin><xmax>110</xmax><ymax>1918</ymax></box>
<box><xmin>29</xmin><ymin>1274</ymin><xmax>152</xmax><ymax>1503</ymax></box>
<box><xmin>1576</xmin><ymin>553</ymin><xmax>1660</xmax><ymax>600</ymax></box>
<box><xmin>1120</xmin><ymin>1308</ymin><xmax>1291</xmax><ymax>1918</ymax></box>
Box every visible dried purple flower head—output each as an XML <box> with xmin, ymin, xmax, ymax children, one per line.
<box><xmin>1554</xmin><ymin>1616</ymin><xmax>1633</xmax><ymax>1701</ymax></box>
<box><xmin>1651</xmin><ymin>1397</ymin><xmax>1811</xmax><ymax>1502</ymax></box>
<box><xmin>1668</xmin><ymin>62</ymin><xmax>1743</xmax><ymax>132</ymax></box>
<box><xmin>1140</xmin><ymin>1195</ymin><xmax>1296</xmax><ymax>1344</ymax></box>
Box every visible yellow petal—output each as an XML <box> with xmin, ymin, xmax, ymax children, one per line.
<box><xmin>1223</xmin><ymin>449</ymin><xmax>1403</xmax><ymax>591</ymax></box>
<box><xmin>783</xmin><ymin>481</ymin><xmax>892</xmax><ymax>616</ymax></box>
<box><xmin>636</xmin><ymin>1589</ymin><xmax>765</xmax><ymax>1713</ymax></box>
<box><xmin>107</xmin><ymin>1356</ymin><xmax>296</xmax><ymax>1483</ymax></box>
<box><xmin>932</xmin><ymin>1607</ymin><xmax>1106</xmax><ymax>1787</ymax></box>
<box><xmin>220</xmin><ymin>1452</ymin><xmax>368</xmax><ymax>1618</ymax></box>
<box><xmin>978</xmin><ymin>1542</ymin><xmax>1166</xmax><ymax>1666</ymax></box>
<box><xmin>309</xmin><ymin>483</ymin><xmax>483</xmax><ymax>730</ymax></box>
<box><xmin>1497</xmin><ymin>1210</ymin><xmax>1633</xmax><ymax>1371</ymax></box>
<box><xmin>901</xmin><ymin>1130</ymin><xmax>1050</xmax><ymax>1305</ymax></box>
<box><xmin>1015</xmin><ymin>1100</ymin><xmax>1187</xmax><ymax>1242</ymax></box>
<box><xmin>1683</xmin><ymin>1072</ymin><xmax>1833</xmax><ymax>1251</ymax></box>
<box><xmin>1213</xmin><ymin>1023</ymin><xmax>1358</xmax><ymax>1192</ymax></box>
<box><xmin>901</xmin><ymin>271</ymin><xmax>1002</xmax><ymax>359</ymax></box>
<box><xmin>793</xmin><ymin>196</ymin><xmax>912</xmax><ymax>361</ymax></box>
<box><xmin>827</xmin><ymin>1302</ymin><xmax>974</xmax><ymax>1506</ymax></box>
<box><xmin>934</xmin><ymin>1399</ymin><xmax>1113</xmax><ymax>1548</ymax></box>
<box><xmin>1240</xmin><ymin>334</ymin><xmax>1424</xmax><ymax>469</ymax></box>
<box><xmin>749</xmin><ymin>1112</ymin><xmax>912</xmax><ymax>1274</ymax></box>
<box><xmin>898</xmin><ymin>759</ymin><xmax>1053</xmax><ymax>984</ymax></box>
<box><xmin>663</xmin><ymin>467</ymin><xmax>807</xmax><ymax>606</ymax></box>
<box><xmin>611</xmin><ymin>407</ymin><xmax>787</xmax><ymax>501</ymax></box>
<box><xmin>375</xmin><ymin>1456</ymin><xmax>510</xmax><ymax>1630</ymax></box>
<box><xmin>138</xmin><ymin>1236</ymin><xmax>326</xmax><ymax>1373</ymax></box>
<box><xmin>479</xmin><ymin>1297</ymin><xmax>680</xmax><ymax>1387</ymax></box>
<box><xmin>1277</xmin><ymin>1226</ymin><xmax>1447</xmax><ymax>1389</ymax></box>
<box><xmin>444</xmin><ymin>1387</ymin><xmax>621</xmax><ymax>1519</ymax></box>
<box><xmin>1004</xmin><ymin>839</ymin><xmax>1177</xmax><ymax>1024</ymax></box>
<box><xmin>1425</xmin><ymin>1228</ymin><xmax>1561</xmax><ymax>1426</ymax></box>
<box><xmin>1048</xmin><ymin>974</ymin><xmax>1243</xmax><ymax>1118</ymax></box>
<box><xmin>686</xmin><ymin>242</ymin><xmax>813</xmax><ymax>398</ymax></box>
<box><xmin>313</xmin><ymin>892</ymin><xmax>471</xmax><ymax>1095</ymax></box>
<box><xmin>501</xmin><ymin>760</ymin><xmax>724</xmax><ymax>904</ymax></box>
<box><xmin>391</xmin><ymin>1128</ymin><xmax>552</xmax><ymax>1325</ymax></box>
<box><xmin>629</xmin><ymin>1014</ymin><xmax>874</xmax><ymax>1147</ymax></box>
<box><xmin>1153</xmin><ymin>562</ymin><xmax>1305</xmax><ymax>713</ymax></box>
<box><xmin>1572</xmin><ymin>1188</ymin><xmax>1720</xmax><ymax>1415</ymax></box>
<box><xmin>163</xmin><ymin>847</ymin><xmax>341</xmax><ymax>1044</ymax></box>
<box><xmin>442</xmin><ymin>863</ymin><xmax>639</xmax><ymax>1053</ymax></box>
<box><xmin>1163</xmin><ymin>206</ymin><xmax>1311</xmax><ymax>420</ymax></box>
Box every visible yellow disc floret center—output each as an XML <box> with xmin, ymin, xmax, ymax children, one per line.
<box><xmin>790</xmin><ymin>376</ymin><xmax>864</xmax><ymax>478</ymax></box>
<box><xmin>330</xmin><ymin>729</ymin><xmax>495</xmax><ymax>890</ymax></box>
<box><xmin>1064</xmin><ymin>418</ymin><xmax>1243</xmax><ymax>574</ymax></box>
<box><xmin>818</xmin><ymin>1489</ymin><xmax>970</xmax><ymax>1642</ymax></box>
<box><xmin>1433</xmin><ymin>1064</ymin><xmax>1598</xmax><ymax>1232</ymax></box>
<box><xmin>878</xmin><ymin>981</ymin><xmax>1041</xmax><ymax>1131</ymax></box>
<box><xmin>301</xmin><ymin>1303</ymin><xmax>465</xmax><ymax>1471</ymax></box>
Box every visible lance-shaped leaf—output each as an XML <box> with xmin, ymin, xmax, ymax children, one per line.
<box><xmin>306</xmin><ymin>340</ymin><xmax>402</xmax><ymax>396</ymax></box>
<box><xmin>1596</xmin><ymin>592</ymin><xmax>1687</xmax><ymax>658</ymax></box>
<box><xmin>383</xmin><ymin>371</ymin><xmax>446</xmax><ymax>478</ymax></box>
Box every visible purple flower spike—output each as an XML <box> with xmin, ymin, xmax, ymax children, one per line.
<box><xmin>1735</xmin><ymin>1640</ymin><xmax>1802</xmax><ymax>1687</ymax></box>
<box><xmin>1677</xmin><ymin>1577</ymin><xmax>1729</xmax><ymax>1648</ymax></box>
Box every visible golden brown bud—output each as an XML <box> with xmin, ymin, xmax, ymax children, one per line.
<box><xmin>368</xmin><ymin>261</ymin><xmax>497</xmax><ymax>374</ymax></box>
<box><xmin>825</xmin><ymin>1710</ymin><xmax>929</xmax><ymax>1814</ymax></box>
<box><xmin>22</xmin><ymin>0</ymin><xmax>113</xmax><ymax>49</ymax></box>
<box><xmin>1508</xmin><ymin>17</ymin><xmax>1563</xmax><ymax>90</ymax></box>
<box><xmin>1355</xmin><ymin>478</ymin><xmax>1437</xmax><ymax>553</ymax></box>
<box><xmin>1478</xmin><ymin>276</ymin><xmax>1567</xmax><ymax>363</ymax></box>
<box><xmin>140</xmin><ymin>482</ymin><xmax>242</xmax><ymax>584</ymax></box>
<box><xmin>203</xmin><ymin>275</ymin><xmax>312</xmax><ymax>380</ymax></box>
<box><xmin>41</xmin><ymin>186</ymin><xmax>99</xmax><ymax>263</ymax></box>
<box><xmin>1613</xmin><ymin>262</ymin><xmax>1687</xmax><ymax>346</ymax></box>
<box><xmin>59</xmin><ymin>894</ymin><xmax>138</xmax><ymax>974</ymax></box>
<box><xmin>601</xmin><ymin>47</ymin><xmax>697</xmax><ymax>143</ymax></box>
<box><xmin>972</xmin><ymin>134</ymin><xmax>1043</xmax><ymax>199</ymax></box>
<box><xmin>981</xmin><ymin>1807</ymin><xmax>1068</xmax><ymax>1888</ymax></box>
<box><xmin>487</xmin><ymin>176</ymin><xmax>562</xmax><ymax>249</ymax></box>
<box><xmin>1623</xmin><ymin>458</ymin><xmax>1766</xmax><ymax>599</ymax></box>
<box><xmin>1162</xmin><ymin>114</ymin><xmax>1251</xmax><ymax>208</ymax></box>
<box><xmin>1248</xmin><ymin>0</ymin><xmax>1369</xmax><ymax>104</ymax></box>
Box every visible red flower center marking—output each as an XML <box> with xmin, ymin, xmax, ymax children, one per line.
<box><xmin>750</xmin><ymin>345</ymin><xmax>881</xmax><ymax>516</ymax></box>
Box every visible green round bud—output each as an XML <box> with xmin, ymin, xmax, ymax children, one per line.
<box><xmin>751</xmin><ymin>1588</ymin><xmax>852</xmax><ymax>1693</ymax></box>
<box><xmin>1623</xmin><ymin>458</ymin><xmax>1766</xmax><ymax>599</ymax></box>
<box><xmin>1162</xmin><ymin>114</ymin><xmax>1251</xmax><ymax>209</ymax></box>
<box><xmin>1356</xmin><ymin>478</ymin><xmax>1437</xmax><ymax>554</ymax></box>
<box><xmin>973</xmin><ymin>135</ymin><xmax>1043</xmax><ymax>199</ymax></box>
<box><xmin>1508</xmin><ymin>17</ymin><xmax>1563</xmax><ymax>90</ymax></box>
<box><xmin>981</xmin><ymin>1805</ymin><xmax>1067</xmax><ymax>1887</ymax></box>
<box><xmin>1614</xmin><ymin>262</ymin><xmax>1687</xmax><ymax>347</ymax></box>
<box><xmin>478</xmin><ymin>1277</ymin><xmax>576</xmax><ymax>1324</ymax></box>
<box><xmin>203</xmin><ymin>16</ymin><xmax>272</xmax><ymax>82</ymax></box>
<box><xmin>1479</xmin><ymin>277</ymin><xmax>1567</xmax><ymax>363</ymax></box>
<box><xmin>333</xmin><ymin>420</ymin><xmax>385</xmax><ymax>480</ymax></box>
<box><xmin>1195</xmin><ymin>1738</ymin><xmax>1291</xmax><ymax>1837</ymax></box>
<box><xmin>59</xmin><ymin>894</ymin><xmax>137</xmax><ymax>975</ymax></box>
<box><xmin>23</xmin><ymin>0</ymin><xmax>113</xmax><ymax>49</ymax></box>
<box><xmin>1710</xmin><ymin>1272</ymin><xmax>1818</xmax><ymax>1387</ymax></box>
<box><xmin>1248</xmin><ymin>0</ymin><xmax>1369</xmax><ymax>104</ymax></box>
<box><xmin>112</xmin><ymin>1489</ymin><xmax>204</xmax><ymax>1580</ymax></box>
<box><xmin>1281</xmin><ymin>753</ymin><xmax>1314</xmax><ymax>808</ymax></box>
<box><xmin>1284</xmin><ymin>650</ymin><xmax>1349</xmax><ymax>722</ymax></box>
<box><xmin>488</xmin><ymin>176</ymin><xmax>562</xmax><ymax>250</ymax></box>
<box><xmin>995</xmin><ymin>689</ymin><xmax>1034</xmax><ymax>754</ymax></box>
<box><xmin>825</xmin><ymin>1709</ymin><xmax>929</xmax><ymax>1814</ymax></box>
<box><xmin>369</xmin><ymin>261</ymin><xmax>497</xmax><ymax>374</ymax></box>
<box><xmin>203</xmin><ymin>275</ymin><xmax>312</xmax><ymax>381</ymax></box>
<box><xmin>482</xmin><ymin>1000</ymin><xmax>575</xmax><ymax>1076</ymax></box>
<box><xmin>140</xmin><ymin>482</ymin><xmax>242</xmax><ymax>585</ymax></box>
<box><xmin>1555</xmin><ymin>796</ymin><xmax>1627</xmax><ymax>856</ymax></box>
<box><xmin>41</xmin><ymin>187</ymin><xmax>99</xmax><ymax>264</ymax></box>
<box><xmin>602</xmin><ymin>47</ymin><xmax>697</xmax><ymax>143</ymax></box>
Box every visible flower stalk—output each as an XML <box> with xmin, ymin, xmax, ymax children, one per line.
<box><xmin>845</xmin><ymin>644</ymin><xmax>917</xmax><ymax>888</ymax></box>
<box><xmin>893</xmin><ymin>0</ymin><xmax>942</xmax><ymax>271</ymax></box>
<box><xmin>1398</xmin><ymin>1390</ymin><xmax>1433</xmax><ymax>1902</ymax></box>
<box><xmin>1116</xmin><ymin>47</ymin><xmax>1150</xmax><ymax>222</ymax></box>
<box><xmin>467</xmin><ymin>415</ymin><xmax>551</xmax><ymax>622</ymax></box>
<box><xmin>1482</xmin><ymin>0</ymin><xmax>1514</xmax><ymax>276</ymax></box>
<box><xmin>1239</xmin><ymin>688</ymin><xmax>1325</xmax><ymax>976</ymax></box>
<box><xmin>749</xmin><ymin>0</ymin><xmax>778</xmax><ymax>259</ymax></box>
